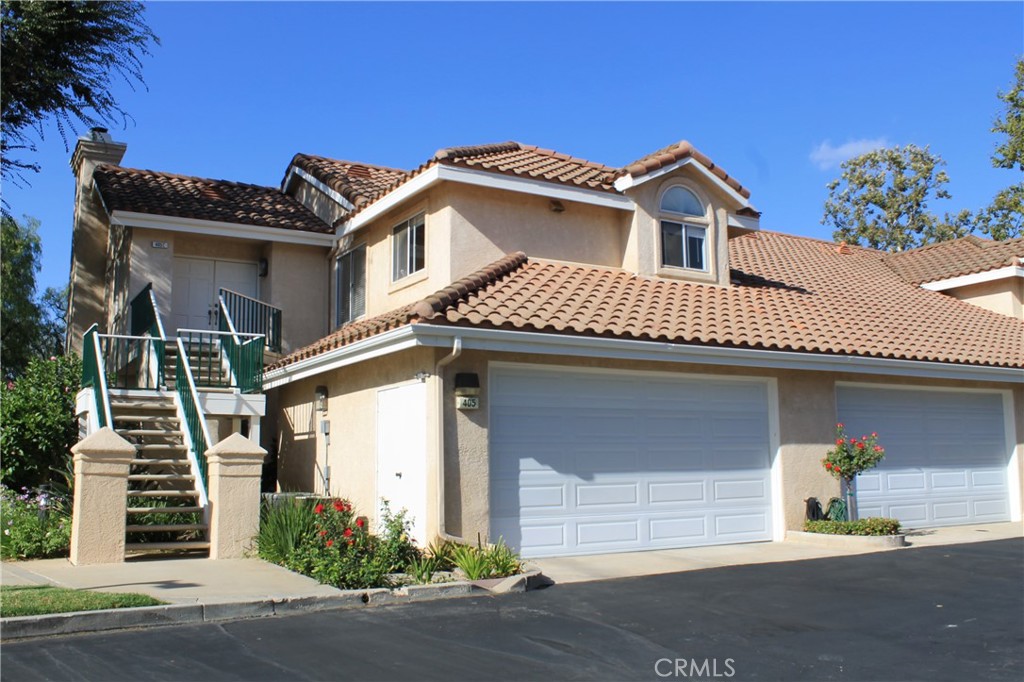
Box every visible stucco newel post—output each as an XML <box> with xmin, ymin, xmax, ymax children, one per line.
<box><xmin>69</xmin><ymin>427</ymin><xmax>136</xmax><ymax>565</ymax></box>
<box><xmin>206</xmin><ymin>433</ymin><xmax>266</xmax><ymax>560</ymax></box>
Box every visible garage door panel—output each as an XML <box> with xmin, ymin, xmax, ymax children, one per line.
<box><xmin>491</xmin><ymin>367</ymin><xmax>774</xmax><ymax>557</ymax></box>
<box><xmin>838</xmin><ymin>386</ymin><xmax>1010</xmax><ymax>529</ymax></box>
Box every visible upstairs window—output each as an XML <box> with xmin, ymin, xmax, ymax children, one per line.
<box><xmin>659</xmin><ymin>186</ymin><xmax>708</xmax><ymax>272</ymax></box>
<box><xmin>336</xmin><ymin>244</ymin><xmax>366</xmax><ymax>326</ymax></box>
<box><xmin>392</xmin><ymin>213</ymin><xmax>425</xmax><ymax>281</ymax></box>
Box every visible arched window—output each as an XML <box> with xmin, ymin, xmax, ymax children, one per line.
<box><xmin>659</xmin><ymin>186</ymin><xmax>708</xmax><ymax>271</ymax></box>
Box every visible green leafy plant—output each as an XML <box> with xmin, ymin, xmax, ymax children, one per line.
<box><xmin>482</xmin><ymin>538</ymin><xmax>522</xmax><ymax>578</ymax></box>
<box><xmin>254</xmin><ymin>497</ymin><xmax>317</xmax><ymax>565</ymax></box>
<box><xmin>407</xmin><ymin>555</ymin><xmax>438</xmax><ymax>584</ymax></box>
<box><xmin>450</xmin><ymin>543</ymin><xmax>491</xmax><ymax>580</ymax></box>
<box><xmin>425</xmin><ymin>539</ymin><xmax>457</xmax><ymax>571</ymax></box>
<box><xmin>1</xmin><ymin>485</ymin><xmax>71</xmax><ymax>560</ymax></box>
<box><xmin>804</xmin><ymin>517</ymin><xmax>902</xmax><ymax>536</ymax></box>
<box><xmin>822</xmin><ymin>423</ymin><xmax>885</xmax><ymax>483</ymax></box>
<box><xmin>1</xmin><ymin>354</ymin><xmax>81</xmax><ymax>490</ymax></box>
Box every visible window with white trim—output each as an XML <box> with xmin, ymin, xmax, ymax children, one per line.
<box><xmin>392</xmin><ymin>213</ymin><xmax>425</xmax><ymax>281</ymax></box>
<box><xmin>336</xmin><ymin>244</ymin><xmax>366</xmax><ymax>326</ymax></box>
<box><xmin>659</xmin><ymin>186</ymin><xmax>708</xmax><ymax>272</ymax></box>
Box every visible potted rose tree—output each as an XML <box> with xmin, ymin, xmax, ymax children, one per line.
<box><xmin>822</xmin><ymin>423</ymin><xmax>885</xmax><ymax>520</ymax></box>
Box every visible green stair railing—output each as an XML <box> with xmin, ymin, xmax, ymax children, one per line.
<box><xmin>128</xmin><ymin>283</ymin><xmax>167</xmax><ymax>385</ymax></box>
<box><xmin>81</xmin><ymin>324</ymin><xmax>112</xmax><ymax>428</ymax></box>
<box><xmin>217</xmin><ymin>296</ymin><xmax>265</xmax><ymax>394</ymax></box>
<box><xmin>219</xmin><ymin>288</ymin><xmax>281</xmax><ymax>353</ymax></box>
<box><xmin>175</xmin><ymin>338</ymin><xmax>212</xmax><ymax>493</ymax></box>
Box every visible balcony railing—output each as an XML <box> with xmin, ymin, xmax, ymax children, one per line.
<box><xmin>81</xmin><ymin>325</ymin><xmax>112</xmax><ymax>429</ymax></box>
<box><xmin>177</xmin><ymin>329</ymin><xmax>265</xmax><ymax>394</ymax></box>
<box><xmin>219</xmin><ymin>288</ymin><xmax>281</xmax><ymax>353</ymax></box>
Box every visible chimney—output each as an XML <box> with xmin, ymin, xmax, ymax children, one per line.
<box><xmin>66</xmin><ymin>128</ymin><xmax>128</xmax><ymax>354</ymax></box>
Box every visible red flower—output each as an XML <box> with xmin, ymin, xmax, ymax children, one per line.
<box><xmin>825</xmin><ymin>462</ymin><xmax>833</xmax><ymax>469</ymax></box>
<box><xmin>333</xmin><ymin>500</ymin><xmax>345</xmax><ymax>512</ymax></box>
<box><xmin>356</xmin><ymin>518</ymin><xmax>365</xmax><ymax>528</ymax></box>
<box><xmin>319</xmin><ymin>530</ymin><xmax>327</xmax><ymax>536</ymax></box>
<box><xmin>836</xmin><ymin>423</ymin><xmax>844</xmax><ymax>429</ymax></box>
<box><xmin>871</xmin><ymin>432</ymin><xmax>878</xmax><ymax>438</ymax></box>
<box><xmin>347</xmin><ymin>540</ymin><xmax>354</xmax><ymax>546</ymax></box>
<box><xmin>857</xmin><ymin>442</ymin><xmax>865</xmax><ymax>449</ymax></box>
<box><xmin>326</xmin><ymin>539</ymin><xmax>334</xmax><ymax>548</ymax></box>
<box><xmin>344</xmin><ymin>503</ymin><xmax>352</xmax><ymax>512</ymax></box>
<box><xmin>314</xmin><ymin>504</ymin><xmax>324</xmax><ymax>515</ymax></box>
<box><xmin>874</xmin><ymin>446</ymin><xmax>883</xmax><ymax>452</ymax></box>
<box><xmin>343</xmin><ymin>528</ymin><xmax>353</xmax><ymax>538</ymax></box>
<box><xmin>836</xmin><ymin>438</ymin><xmax>844</xmax><ymax>446</ymax></box>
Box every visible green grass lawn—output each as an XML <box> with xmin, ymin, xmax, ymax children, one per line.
<box><xmin>0</xmin><ymin>585</ymin><xmax>165</xmax><ymax>617</ymax></box>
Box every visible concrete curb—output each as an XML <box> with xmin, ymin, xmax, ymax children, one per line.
<box><xmin>0</xmin><ymin>573</ymin><xmax>544</xmax><ymax>641</ymax></box>
<box><xmin>786</xmin><ymin>530</ymin><xmax>907</xmax><ymax>549</ymax></box>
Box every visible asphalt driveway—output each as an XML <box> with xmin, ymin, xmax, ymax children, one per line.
<box><xmin>3</xmin><ymin>538</ymin><xmax>1021</xmax><ymax>681</ymax></box>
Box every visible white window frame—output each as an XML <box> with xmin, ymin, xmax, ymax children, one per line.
<box><xmin>391</xmin><ymin>212</ymin><xmax>426</xmax><ymax>282</ymax></box>
<box><xmin>336</xmin><ymin>244</ymin><xmax>366</xmax><ymax>328</ymax></box>
<box><xmin>658</xmin><ymin>184</ymin><xmax>710</xmax><ymax>273</ymax></box>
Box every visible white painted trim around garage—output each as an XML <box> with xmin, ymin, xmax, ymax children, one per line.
<box><xmin>110</xmin><ymin>211</ymin><xmax>338</xmax><ymax>247</ymax></box>
<box><xmin>264</xmin><ymin>322</ymin><xmax>1024</xmax><ymax>390</ymax></box>
<box><xmin>339</xmin><ymin>164</ymin><xmax>634</xmax><ymax>236</ymax></box>
<box><xmin>920</xmin><ymin>264</ymin><xmax>1024</xmax><ymax>291</ymax></box>
<box><xmin>613</xmin><ymin>157</ymin><xmax>753</xmax><ymax>210</ymax></box>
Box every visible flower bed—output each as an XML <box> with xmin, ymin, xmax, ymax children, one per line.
<box><xmin>1</xmin><ymin>485</ymin><xmax>70</xmax><ymax>560</ymax></box>
<box><xmin>804</xmin><ymin>517</ymin><xmax>902</xmax><ymax>536</ymax></box>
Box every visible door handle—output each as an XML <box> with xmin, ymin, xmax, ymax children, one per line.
<box><xmin>395</xmin><ymin>472</ymin><xmax>403</xmax><ymax>479</ymax></box>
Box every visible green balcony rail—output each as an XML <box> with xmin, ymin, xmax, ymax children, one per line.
<box><xmin>217</xmin><ymin>298</ymin><xmax>265</xmax><ymax>394</ymax></box>
<box><xmin>128</xmin><ymin>282</ymin><xmax>167</xmax><ymax>381</ymax></box>
<box><xmin>177</xmin><ymin>328</ymin><xmax>264</xmax><ymax>393</ymax></box>
<box><xmin>81</xmin><ymin>324</ymin><xmax>112</xmax><ymax>428</ymax></box>
<box><xmin>219</xmin><ymin>288</ymin><xmax>281</xmax><ymax>353</ymax></box>
<box><xmin>93</xmin><ymin>334</ymin><xmax>166</xmax><ymax>390</ymax></box>
<box><xmin>175</xmin><ymin>338</ymin><xmax>211</xmax><ymax>492</ymax></box>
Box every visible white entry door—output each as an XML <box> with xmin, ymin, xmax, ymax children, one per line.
<box><xmin>837</xmin><ymin>386</ymin><xmax>1012</xmax><ymax>528</ymax></box>
<box><xmin>490</xmin><ymin>366</ymin><xmax>774</xmax><ymax>558</ymax></box>
<box><xmin>171</xmin><ymin>258</ymin><xmax>258</xmax><ymax>333</ymax></box>
<box><xmin>376</xmin><ymin>382</ymin><xmax>428</xmax><ymax>546</ymax></box>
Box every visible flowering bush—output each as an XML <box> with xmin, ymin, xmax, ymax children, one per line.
<box><xmin>822</xmin><ymin>423</ymin><xmax>885</xmax><ymax>482</ymax></box>
<box><xmin>1</xmin><ymin>354</ymin><xmax>81</xmax><ymax>490</ymax></box>
<box><xmin>804</xmin><ymin>517</ymin><xmax>902</xmax><ymax>536</ymax></box>
<box><xmin>0</xmin><ymin>485</ymin><xmax>71</xmax><ymax>560</ymax></box>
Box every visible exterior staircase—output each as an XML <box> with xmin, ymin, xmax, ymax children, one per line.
<box><xmin>163</xmin><ymin>338</ymin><xmax>232</xmax><ymax>390</ymax></box>
<box><xmin>110</xmin><ymin>392</ymin><xmax>210</xmax><ymax>555</ymax></box>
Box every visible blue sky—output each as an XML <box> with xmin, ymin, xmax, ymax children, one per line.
<box><xmin>6</xmin><ymin>1</ymin><xmax>1022</xmax><ymax>293</ymax></box>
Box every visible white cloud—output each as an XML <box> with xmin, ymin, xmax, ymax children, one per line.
<box><xmin>809</xmin><ymin>138</ymin><xmax>889</xmax><ymax>170</ymax></box>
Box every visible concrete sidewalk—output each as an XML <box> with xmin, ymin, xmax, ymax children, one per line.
<box><xmin>530</xmin><ymin>521</ymin><xmax>1023</xmax><ymax>585</ymax></box>
<box><xmin>1</xmin><ymin>557</ymin><xmax>341</xmax><ymax>605</ymax></box>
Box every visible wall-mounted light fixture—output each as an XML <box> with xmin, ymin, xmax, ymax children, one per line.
<box><xmin>454</xmin><ymin>373</ymin><xmax>480</xmax><ymax>410</ymax></box>
<box><xmin>549</xmin><ymin>200</ymin><xmax>566</xmax><ymax>213</ymax></box>
<box><xmin>314</xmin><ymin>385</ymin><xmax>328</xmax><ymax>413</ymax></box>
<box><xmin>258</xmin><ymin>258</ymin><xmax>269</xmax><ymax>278</ymax></box>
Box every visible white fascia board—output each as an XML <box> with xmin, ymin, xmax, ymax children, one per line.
<box><xmin>409</xmin><ymin>325</ymin><xmax>1024</xmax><ymax>384</ymax></box>
<box><xmin>727</xmin><ymin>214</ymin><xmax>761</xmax><ymax>231</ymax></box>
<box><xmin>285</xmin><ymin>166</ymin><xmax>356</xmax><ymax>212</ymax></box>
<box><xmin>614</xmin><ymin>157</ymin><xmax>752</xmax><ymax>209</ymax></box>
<box><xmin>263</xmin><ymin>325</ymin><xmax>421</xmax><ymax>389</ymax></box>
<box><xmin>110</xmin><ymin>211</ymin><xmax>337</xmax><ymax>247</ymax></box>
<box><xmin>920</xmin><ymin>264</ymin><xmax>1024</xmax><ymax>291</ymax></box>
<box><xmin>265</xmin><ymin>322</ymin><xmax>1024</xmax><ymax>389</ymax></box>
<box><xmin>340</xmin><ymin>164</ymin><xmax>634</xmax><ymax>236</ymax></box>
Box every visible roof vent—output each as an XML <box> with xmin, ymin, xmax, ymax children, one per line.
<box><xmin>836</xmin><ymin>241</ymin><xmax>852</xmax><ymax>255</ymax></box>
<box><xmin>347</xmin><ymin>165</ymin><xmax>371</xmax><ymax>179</ymax></box>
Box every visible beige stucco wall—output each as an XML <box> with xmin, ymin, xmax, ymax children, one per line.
<box><xmin>274</xmin><ymin>347</ymin><xmax>437</xmax><ymax>527</ymax></box>
<box><xmin>947</xmin><ymin>277</ymin><xmax>1024</xmax><ymax>320</ymax></box>
<box><xmin>292</xmin><ymin>179</ymin><xmax>347</xmax><ymax>228</ymax></box>
<box><xmin>258</xmin><ymin>241</ymin><xmax>330</xmax><ymax>353</ymax></box>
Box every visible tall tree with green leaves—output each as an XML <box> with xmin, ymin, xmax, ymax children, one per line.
<box><xmin>977</xmin><ymin>58</ymin><xmax>1024</xmax><ymax>240</ymax></box>
<box><xmin>0</xmin><ymin>0</ymin><xmax>158</xmax><ymax>181</ymax></box>
<box><xmin>1</xmin><ymin>215</ymin><xmax>65</xmax><ymax>378</ymax></box>
<box><xmin>822</xmin><ymin>145</ymin><xmax>968</xmax><ymax>252</ymax></box>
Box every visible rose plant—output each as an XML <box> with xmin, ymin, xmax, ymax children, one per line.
<box><xmin>822</xmin><ymin>423</ymin><xmax>885</xmax><ymax>483</ymax></box>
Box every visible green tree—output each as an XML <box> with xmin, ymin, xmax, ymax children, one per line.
<box><xmin>976</xmin><ymin>183</ymin><xmax>1023</xmax><ymax>241</ymax></box>
<box><xmin>0</xmin><ymin>354</ymin><xmax>81</xmax><ymax>490</ymax></box>
<box><xmin>0</xmin><ymin>0</ymin><xmax>158</xmax><ymax>180</ymax></box>
<box><xmin>822</xmin><ymin>145</ymin><xmax>968</xmax><ymax>252</ymax></box>
<box><xmin>991</xmin><ymin>57</ymin><xmax>1024</xmax><ymax>172</ymax></box>
<box><xmin>1</xmin><ymin>215</ymin><xmax>65</xmax><ymax>378</ymax></box>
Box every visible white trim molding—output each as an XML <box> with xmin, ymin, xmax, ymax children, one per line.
<box><xmin>110</xmin><ymin>211</ymin><xmax>338</xmax><ymax>247</ymax></box>
<box><xmin>284</xmin><ymin>166</ymin><xmax>356</xmax><ymax>212</ymax></box>
<box><xmin>614</xmin><ymin>157</ymin><xmax>753</xmax><ymax>210</ymax></box>
<box><xmin>920</xmin><ymin>263</ymin><xmax>1024</xmax><ymax>292</ymax></box>
<box><xmin>264</xmin><ymin>323</ymin><xmax>1024</xmax><ymax>388</ymax></box>
<box><xmin>727</xmin><ymin>213</ymin><xmax>761</xmax><ymax>231</ymax></box>
<box><xmin>340</xmin><ymin>164</ymin><xmax>634</xmax><ymax>236</ymax></box>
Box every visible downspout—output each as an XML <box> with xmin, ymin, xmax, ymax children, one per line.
<box><xmin>434</xmin><ymin>336</ymin><xmax>463</xmax><ymax>543</ymax></box>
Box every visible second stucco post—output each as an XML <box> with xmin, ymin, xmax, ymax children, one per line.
<box><xmin>206</xmin><ymin>433</ymin><xmax>266</xmax><ymax>559</ymax></box>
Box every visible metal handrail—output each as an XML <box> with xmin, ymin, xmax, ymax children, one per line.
<box><xmin>176</xmin><ymin>328</ymin><xmax>264</xmax><ymax>339</ymax></box>
<box><xmin>175</xmin><ymin>337</ymin><xmax>212</xmax><ymax>498</ymax></box>
<box><xmin>219</xmin><ymin>288</ymin><xmax>281</xmax><ymax>353</ymax></box>
<box><xmin>149</xmin><ymin>287</ymin><xmax>167</xmax><ymax>341</ymax></box>
<box><xmin>81</xmin><ymin>324</ymin><xmax>113</xmax><ymax>429</ymax></box>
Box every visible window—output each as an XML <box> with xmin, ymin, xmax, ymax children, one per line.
<box><xmin>336</xmin><ymin>245</ymin><xmax>366</xmax><ymax>326</ymax></box>
<box><xmin>392</xmin><ymin>213</ymin><xmax>425</xmax><ymax>281</ymax></box>
<box><xmin>659</xmin><ymin>186</ymin><xmax>708</xmax><ymax>272</ymax></box>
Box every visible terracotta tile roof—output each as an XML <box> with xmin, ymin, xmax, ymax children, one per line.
<box><xmin>94</xmin><ymin>165</ymin><xmax>332</xmax><ymax>233</ymax></box>
<box><xmin>882</xmin><ymin>236</ymin><xmax>1024</xmax><ymax>285</ymax></box>
<box><xmin>287</xmin><ymin>154</ymin><xmax>410</xmax><ymax>211</ymax></box>
<box><xmin>272</xmin><ymin>233</ymin><xmax>1024</xmax><ymax>371</ymax></box>
<box><xmin>619</xmin><ymin>140</ymin><xmax>752</xmax><ymax>199</ymax></box>
<box><xmin>433</xmin><ymin>142</ymin><xmax>619</xmax><ymax>192</ymax></box>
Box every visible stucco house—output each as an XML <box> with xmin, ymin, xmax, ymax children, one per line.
<box><xmin>67</xmin><ymin>129</ymin><xmax>1024</xmax><ymax>559</ymax></box>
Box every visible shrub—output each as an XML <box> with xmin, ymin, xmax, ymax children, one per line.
<box><xmin>449</xmin><ymin>538</ymin><xmax>524</xmax><ymax>580</ymax></box>
<box><xmin>450</xmin><ymin>543</ymin><xmax>491</xmax><ymax>580</ymax></box>
<box><xmin>804</xmin><ymin>517</ymin><xmax>902</xmax><ymax>536</ymax></box>
<box><xmin>407</xmin><ymin>555</ymin><xmax>438</xmax><ymax>584</ymax></box>
<box><xmin>424</xmin><ymin>539</ymin><xmax>457</xmax><ymax>571</ymax></box>
<box><xmin>1</xmin><ymin>485</ymin><xmax>71</xmax><ymax>559</ymax></box>
<box><xmin>1</xmin><ymin>354</ymin><xmax>81</xmax><ymax>490</ymax></box>
<box><xmin>822</xmin><ymin>423</ymin><xmax>885</xmax><ymax>483</ymax></box>
<box><xmin>255</xmin><ymin>497</ymin><xmax>317</xmax><ymax>565</ymax></box>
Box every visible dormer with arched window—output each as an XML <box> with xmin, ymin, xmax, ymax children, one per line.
<box><xmin>658</xmin><ymin>185</ymin><xmax>709</xmax><ymax>272</ymax></box>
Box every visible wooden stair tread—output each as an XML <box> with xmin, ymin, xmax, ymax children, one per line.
<box><xmin>128</xmin><ymin>474</ymin><xmax>195</xmax><ymax>481</ymax></box>
<box><xmin>126</xmin><ymin>523</ymin><xmax>206</xmax><ymax>533</ymax></box>
<box><xmin>125</xmin><ymin>541</ymin><xmax>210</xmax><ymax>551</ymax></box>
<box><xmin>128</xmin><ymin>505</ymin><xmax>203</xmax><ymax>514</ymax></box>
<box><xmin>127</xmin><ymin>490</ymin><xmax>198</xmax><ymax>498</ymax></box>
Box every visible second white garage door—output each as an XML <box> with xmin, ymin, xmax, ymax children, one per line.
<box><xmin>489</xmin><ymin>367</ymin><xmax>775</xmax><ymax>558</ymax></box>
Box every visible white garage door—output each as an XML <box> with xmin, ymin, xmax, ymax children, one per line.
<box><xmin>489</xmin><ymin>367</ymin><xmax>774</xmax><ymax>558</ymax></box>
<box><xmin>837</xmin><ymin>386</ymin><xmax>1011</xmax><ymax>528</ymax></box>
